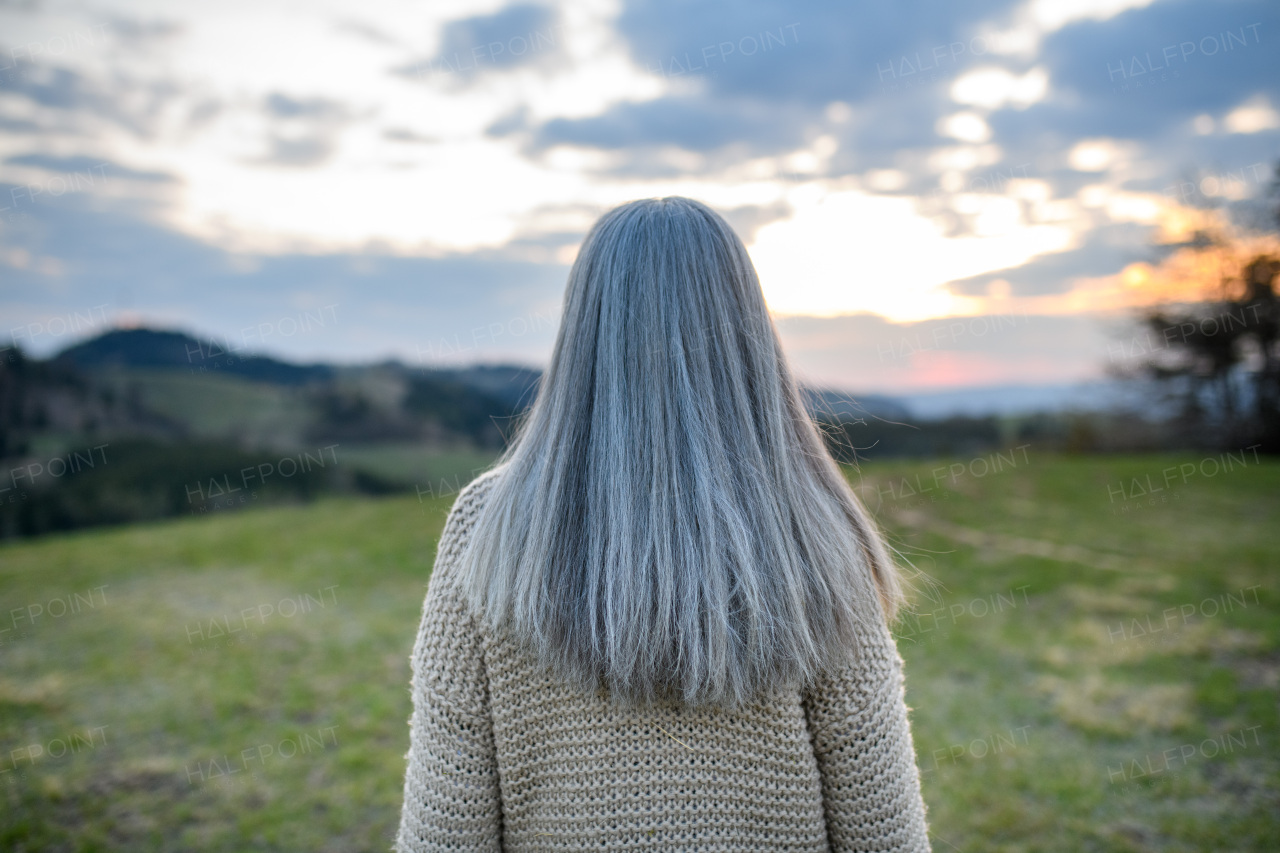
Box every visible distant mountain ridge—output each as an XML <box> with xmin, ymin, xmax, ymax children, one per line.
<box><xmin>49</xmin><ymin>327</ymin><xmax>918</xmax><ymax>420</ymax></box>
<box><xmin>55</xmin><ymin>328</ymin><xmax>335</xmax><ymax>386</ymax></box>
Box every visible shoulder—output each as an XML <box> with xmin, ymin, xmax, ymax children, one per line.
<box><xmin>803</xmin><ymin>618</ymin><xmax>905</xmax><ymax>719</ymax></box>
<box><xmin>442</xmin><ymin>465</ymin><xmax>506</xmax><ymax>533</ymax></box>
<box><xmin>429</xmin><ymin>464</ymin><xmax>507</xmax><ymax>586</ymax></box>
<box><xmin>413</xmin><ymin>466</ymin><xmax>507</xmax><ymax>707</ymax></box>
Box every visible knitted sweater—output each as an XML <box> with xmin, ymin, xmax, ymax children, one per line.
<box><xmin>394</xmin><ymin>468</ymin><xmax>932</xmax><ymax>852</ymax></box>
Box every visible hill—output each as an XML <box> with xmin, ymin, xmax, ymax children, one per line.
<box><xmin>0</xmin><ymin>324</ymin><xmax>1174</xmax><ymax>538</ymax></box>
<box><xmin>0</xmin><ymin>328</ymin><xmax>533</xmax><ymax>537</ymax></box>
<box><xmin>55</xmin><ymin>327</ymin><xmax>335</xmax><ymax>385</ymax></box>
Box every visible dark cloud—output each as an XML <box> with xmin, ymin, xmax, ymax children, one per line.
<box><xmin>0</xmin><ymin>114</ymin><xmax>42</xmax><ymax>133</ymax></box>
<box><xmin>264</xmin><ymin>93</ymin><xmax>346</xmax><ymax>120</ymax></box>
<box><xmin>383</xmin><ymin>127</ymin><xmax>437</xmax><ymax>144</ymax></box>
<box><xmin>0</xmin><ymin>61</ymin><xmax>179</xmax><ymax>137</ymax></box>
<box><xmin>395</xmin><ymin>3</ymin><xmax>564</xmax><ymax>83</ymax></box>
<box><xmin>255</xmin><ymin>93</ymin><xmax>353</xmax><ymax>168</ymax></box>
<box><xmin>260</xmin><ymin>137</ymin><xmax>331</xmax><ymax>167</ymax></box>
<box><xmin>436</xmin><ymin>4</ymin><xmax>560</xmax><ymax>71</ymax></box>
<box><xmin>6</xmin><ymin>153</ymin><xmax>176</xmax><ymax>182</ymax></box>
<box><xmin>721</xmin><ymin>201</ymin><xmax>792</xmax><ymax>242</ymax></box>
<box><xmin>486</xmin><ymin>106</ymin><xmax>529</xmax><ymax>138</ymax></box>
<box><xmin>983</xmin><ymin>0</ymin><xmax>1280</xmax><ymax>181</ymax></box>
<box><xmin>1038</xmin><ymin>0</ymin><xmax>1280</xmax><ymax>129</ymax></box>
<box><xmin>616</xmin><ymin>0</ymin><xmax>1015</xmax><ymax>104</ymax></box>
<box><xmin>0</xmin><ymin>64</ymin><xmax>101</xmax><ymax>111</ymax></box>
<box><xmin>534</xmin><ymin>96</ymin><xmax>810</xmax><ymax>154</ymax></box>
<box><xmin>0</xmin><ymin>184</ymin><xmax>567</xmax><ymax>366</ymax></box>
<box><xmin>529</xmin><ymin>0</ymin><xmax>1279</xmax><ymax>194</ymax></box>
<box><xmin>527</xmin><ymin>0</ymin><xmax>1020</xmax><ymax>173</ymax></box>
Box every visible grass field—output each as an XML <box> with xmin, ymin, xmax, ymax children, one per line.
<box><xmin>1</xmin><ymin>453</ymin><xmax>1276</xmax><ymax>851</ymax></box>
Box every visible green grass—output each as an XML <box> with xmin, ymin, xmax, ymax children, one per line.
<box><xmin>0</xmin><ymin>454</ymin><xmax>1277</xmax><ymax>851</ymax></box>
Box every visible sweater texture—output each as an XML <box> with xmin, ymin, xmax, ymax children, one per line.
<box><xmin>394</xmin><ymin>468</ymin><xmax>932</xmax><ymax>851</ymax></box>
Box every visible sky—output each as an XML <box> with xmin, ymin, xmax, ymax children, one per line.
<box><xmin>1</xmin><ymin>0</ymin><xmax>1278</xmax><ymax>394</ymax></box>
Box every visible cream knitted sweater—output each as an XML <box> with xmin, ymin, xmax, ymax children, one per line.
<box><xmin>394</xmin><ymin>469</ymin><xmax>932</xmax><ymax>851</ymax></box>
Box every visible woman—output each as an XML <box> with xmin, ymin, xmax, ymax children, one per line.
<box><xmin>395</xmin><ymin>197</ymin><xmax>931</xmax><ymax>851</ymax></box>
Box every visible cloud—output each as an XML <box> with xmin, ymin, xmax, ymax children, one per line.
<box><xmin>945</xmin><ymin>221</ymin><xmax>1164</xmax><ymax>296</ymax></box>
<box><xmin>1223</xmin><ymin>95</ymin><xmax>1280</xmax><ymax>134</ymax></box>
<box><xmin>383</xmin><ymin>127</ymin><xmax>437</xmax><ymax>144</ymax></box>
<box><xmin>106</xmin><ymin>16</ymin><xmax>183</xmax><ymax>45</ymax></box>
<box><xmin>255</xmin><ymin>93</ymin><xmax>354</xmax><ymax>168</ymax></box>
<box><xmin>524</xmin><ymin>0</ymin><xmax>1034</xmax><ymax>175</ymax></box>
<box><xmin>263</xmin><ymin>93</ymin><xmax>346</xmax><ymax>120</ymax></box>
<box><xmin>0</xmin><ymin>60</ymin><xmax>182</xmax><ymax>137</ymax></box>
<box><xmin>527</xmin><ymin>0</ymin><xmax>1278</xmax><ymax>198</ymax></box>
<box><xmin>1031</xmin><ymin>0</ymin><xmax>1280</xmax><ymax>140</ymax></box>
<box><xmin>333</xmin><ymin>18</ymin><xmax>402</xmax><ymax>47</ymax></box>
<box><xmin>1</xmin><ymin>175</ymin><xmax>1119</xmax><ymax>391</ymax></box>
<box><xmin>937</xmin><ymin>111</ymin><xmax>993</xmax><ymax>143</ymax></box>
<box><xmin>533</xmin><ymin>96</ymin><xmax>810</xmax><ymax>154</ymax></box>
<box><xmin>397</xmin><ymin>3</ymin><xmax>564</xmax><ymax>83</ymax></box>
<box><xmin>949</xmin><ymin>66</ymin><xmax>1048</xmax><ymax>109</ymax></box>
<box><xmin>721</xmin><ymin>201</ymin><xmax>793</xmax><ymax>242</ymax></box>
<box><xmin>486</xmin><ymin>106</ymin><xmax>530</xmax><ymax>138</ymax></box>
<box><xmin>0</xmin><ymin>115</ymin><xmax>43</xmax><ymax>133</ymax></box>
<box><xmin>616</xmin><ymin>0</ymin><xmax>1017</xmax><ymax>105</ymax></box>
<box><xmin>6</xmin><ymin>153</ymin><xmax>177</xmax><ymax>182</ymax></box>
<box><xmin>1</xmin><ymin>64</ymin><xmax>102</xmax><ymax>111</ymax></box>
<box><xmin>0</xmin><ymin>183</ymin><xmax>568</xmax><ymax>366</ymax></box>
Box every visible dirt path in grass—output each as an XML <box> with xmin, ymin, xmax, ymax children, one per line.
<box><xmin>889</xmin><ymin>508</ymin><xmax>1133</xmax><ymax>572</ymax></box>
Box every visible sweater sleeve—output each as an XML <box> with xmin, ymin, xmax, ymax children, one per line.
<box><xmin>803</xmin><ymin>618</ymin><xmax>931</xmax><ymax>852</ymax></box>
<box><xmin>394</xmin><ymin>477</ymin><xmax>503</xmax><ymax>852</ymax></box>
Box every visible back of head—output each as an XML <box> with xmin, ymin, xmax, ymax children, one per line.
<box><xmin>454</xmin><ymin>196</ymin><xmax>903</xmax><ymax>708</ymax></box>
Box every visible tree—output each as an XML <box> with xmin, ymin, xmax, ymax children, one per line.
<box><xmin>1128</xmin><ymin>161</ymin><xmax>1280</xmax><ymax>451</ymax></box>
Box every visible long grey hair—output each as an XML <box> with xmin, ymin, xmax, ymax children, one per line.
<box><xmin>453</xmin><ymin>196</ymin><xmax>905</xmax><ymax>708</ymax></box>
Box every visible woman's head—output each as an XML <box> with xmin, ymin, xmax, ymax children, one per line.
<box><xmin>454</xmin><ymin>196</ymin><xmax>904</xmax><ymax>708</ymax></box>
